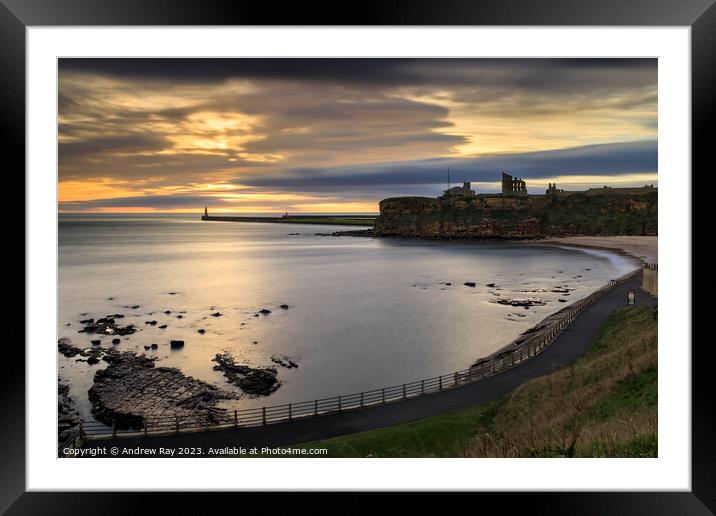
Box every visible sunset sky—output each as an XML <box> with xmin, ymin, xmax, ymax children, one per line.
<box><xmin>58</xmin><ymin>58</ymin><xmax>657</xmax><ymax>213</ymax></box>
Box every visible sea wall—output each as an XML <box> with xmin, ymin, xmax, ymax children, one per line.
<box><xmin>374</xmin><ymin>192</ymin><xmax>657</xmax><ymax>239</ymax></box>
<box><xmin>642</xmin><ymin>265</ymin><xmax>658</xmax><ymax>297</ymax></box>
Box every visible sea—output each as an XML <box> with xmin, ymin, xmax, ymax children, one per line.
<box><xmin>58</xmin><ymin>213</ymin><xmax>638</xmax><ymax>419</ymax></box>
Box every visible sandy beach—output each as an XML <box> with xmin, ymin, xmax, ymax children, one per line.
<box><xmin>537</xmin><ymin>236</ymin><xmax>657</xmax><ymax>263</ymax></box>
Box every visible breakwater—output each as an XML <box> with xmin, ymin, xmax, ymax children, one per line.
<box><xmin>202</xmin><ymin>215</ymin><xmax>376</xmax><ymax>226</ymax></box>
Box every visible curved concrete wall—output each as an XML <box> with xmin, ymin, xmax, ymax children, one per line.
<box><xmin>642</xmin><ymin>267</ymin><xmax>658</xmax><ymax>297</ymax></box>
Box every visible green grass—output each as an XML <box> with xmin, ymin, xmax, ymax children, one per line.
<box><xmin>295</xmin><ymin>402</ymin><xmax>499</xmax><ymax>458</ymax></box>
<box><xmin>589</xmin><ymin>367</ymin><xmax>657</xmax><ymax>421</ymax></box>
<box><xmin>292</xmin><ymin>305</ymin><xmax>657</xmax><ymax>458</ymax></box>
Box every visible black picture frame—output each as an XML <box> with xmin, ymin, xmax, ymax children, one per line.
<box><xmin>5</xmin><ymin>0</ymin><xmax>714</xmax><ymax>512</ymax></box>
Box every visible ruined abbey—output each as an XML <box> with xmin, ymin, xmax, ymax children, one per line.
<box><xmin>440</xmin><ymin>171</ymin><xmax>657</xmax><ymax>199</ymax></box>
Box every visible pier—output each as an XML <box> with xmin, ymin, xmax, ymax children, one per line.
<box><xmin>201</xmin><ymin>209</ymin><xmax>376</xmax><ymax>226</ymax></box>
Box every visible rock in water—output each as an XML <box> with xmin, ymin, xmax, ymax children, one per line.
<box><xmin>58</xmin><ymin>338</ymin><xmax>82</xmax><ymax>357</ymax></box>
<box><xmin>212</xmin><ymin>353</ymin><xmax>280</xmax><ymax>396</ymax></box>
<box><xmin>271</xmin><ymin>355</ymin><xmax>299</xmax><ymax>369</ymax></box>
<box><xmin>494</xmin><ymin>298</ymin><xmax>546</xmax><ymax>307</ymax></box>
<box><xmin>79</xmin><ymin>316</ymin><xmax>137</xmax><ymax>336</ymax></box>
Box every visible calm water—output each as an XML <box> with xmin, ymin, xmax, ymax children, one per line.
<box><xmin>58</xmin><ymin>213</ymin><xmax>637</xmax><ymax>418</ymax></box>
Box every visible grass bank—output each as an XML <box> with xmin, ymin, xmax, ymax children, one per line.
<box><xmin>294</xmin><ymin>305</ymin><xmax>657</xmax><ymax>458</ymax></box>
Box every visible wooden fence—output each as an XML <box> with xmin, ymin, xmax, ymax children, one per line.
<box><xmin>78</xmin><ymin>268</ymin><xmax>641</xmax><ymax>441</ymax></box>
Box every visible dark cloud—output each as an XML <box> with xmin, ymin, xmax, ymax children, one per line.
<box><xmin>59</xmin><ymin>134</ymin><xmax>169</xmax><ymax>159</ymax></box>
<box><xmin>239</xmin><ymin>140</ymin><xmax>657</xmax><ymax>191</ymax></box>
<box><xmin>59</xmin><ymin>194</ymin><xmax>236</xmax><ymax>210</ymax></box>
<box><xmin>59</xmin><ymin>58</ymin><xmax>656</xmax><ymax>90</ymax></box>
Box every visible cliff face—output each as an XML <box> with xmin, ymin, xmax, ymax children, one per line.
<box><xmin>374</xmin><ymin>193</ymin><xmax>657</xmax><ymax>239</ymax></box>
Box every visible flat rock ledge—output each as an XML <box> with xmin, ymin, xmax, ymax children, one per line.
<box><xmin>213</xmin><ymin>352</ymin><xmax>281</xmax><ymax>396</ymax></box>
<box><xmin>88</xmin><ymin>351</ymin><xmax>237</xmax><ymax>430</ymax></box>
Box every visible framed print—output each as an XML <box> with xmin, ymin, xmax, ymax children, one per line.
<box><xmin>5</xmin><ymin>0</ymin><xmax>715</xmax><ymax>511</ymax></box>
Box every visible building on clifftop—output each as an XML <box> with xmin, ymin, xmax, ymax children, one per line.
<box><xmin>501</xmin><ymin>172</ymin><xmax>528</xmax><ymax>196</ymax></box>
<box><xmin>442</xmin><ymin>181</ymin><xmax>476</xmax><ymax>198</ymax></box>
<box><xmin>545</xmin><ymin>182</ymin><xmax>565</xmax><ymax>195</ymax></box>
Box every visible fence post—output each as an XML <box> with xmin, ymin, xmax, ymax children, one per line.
<box><xmin>288</xmin><ymin>403</ymin><xmax>292</xmax><ymax>421</ymax></box>
<box><xmin>382</xmin><ymin>388</ymin><xmax>386</xmax><ymax>403</ymax></box>
<box><xmin>421</xmin><ymin>379</ymin><xmax>426</xmax><ymax>393</ymax></box>
<box><xmin>314</xmin><ymin>399</ymin><xmax>318</xmax><ymax>416</ymax></box>
<box><xmin>112</xmin><ymin>419</ymin><xmax>116</xmax><ymax>438</ymax></box>
<box><xmin>439</xmin><ymin>376</ymin><xmax>443</xmax><ymax>390</ymax></box>
<box><xmin>360</xmin><ymin>392</ymin><xmax>364</xmax><ymax>408</ymax></box>
<box><xmin>234</xmin><ymin>410</ymin><xmax>238</xmax><ymax>427</ymax></box>
<box><xmin>454</xmin><ymin>372</ymin><xmax>458</xmax><ymax>385</ymax></box>
<box><xmin>262</xmin><ymin>406</ymin><xmax>266</xmax><ymax>426</ymax></box>
<box><xmin>402</xmin><ymin>384</ymin><xmax>407</xmax><ymax>399</ymax></box>
<box><xmin>338</xmin><ymin>396</ymin><xmax>342</xmax><ymax>412</ymax></box>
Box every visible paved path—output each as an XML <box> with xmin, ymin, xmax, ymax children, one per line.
<box><xmin>83</xmin><ymin>272</ymin><xmax>656</xmax><ymax>454</ymax></box>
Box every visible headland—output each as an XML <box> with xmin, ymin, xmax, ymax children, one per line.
<box><xmin>373</xmin><ymin>173</ymin><xmax>657</xmax><ymax>240</ymax></box>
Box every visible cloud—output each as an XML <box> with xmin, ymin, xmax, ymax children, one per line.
<box><xmin>59</xmin><ymin>58</ymin><xmax>656</xmax><ymax>92</ymax></box>
<box><xmin>57</xmin><ymin>58</ymin><xmax>658</xmax><ymax>211</ymax></box>
<box><xmin>59</xmin><ymin>134</ymin><xmax>169</xmax><ymax>159</ymax></box>
<box><xmin>59</xmin><ymin>194</ymin><xmax>221</xmax><ymax>209</ymax></box>
<box><xmin>238</xmin><ymin>140</ymin><xmax>657</xmax><ymax>190</ymax></box>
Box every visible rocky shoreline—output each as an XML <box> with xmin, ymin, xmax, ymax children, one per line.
<box><xmin>87</xmin><ymin>348</ymin><xmax>239</xmax><ymax>430</ymax></box>
<box><xmin>58</xmin><ymin>380</ymin><xmax>82</xmax><ymax>453</ymax></box>
<box><xmin>59</xmin><ymin>296</ymin><xmax>303</xmax><ymax>434</ymax></box>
